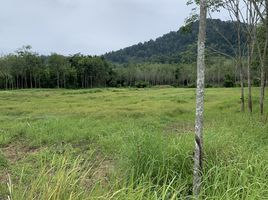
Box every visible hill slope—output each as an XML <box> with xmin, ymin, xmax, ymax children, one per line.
<box><xmin>104</xmin><ymin>19</ymin><xmax>246</xmax><ymax>64</ymax></box>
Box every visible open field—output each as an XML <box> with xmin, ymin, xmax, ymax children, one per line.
<box><xmin>0</xmin><ymin>87</ymin><xmax>267</xmax><ymax>199</ymax></box>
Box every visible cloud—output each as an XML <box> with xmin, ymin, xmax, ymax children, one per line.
<box><xmin>0</xmin><ymin>0</ymin><xmax>203</xmax><ymax>55</ymax></box>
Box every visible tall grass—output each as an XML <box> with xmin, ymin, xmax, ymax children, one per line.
<box><xmin>0</xmin><ymin>88</ymin><xmax>267</xmax><ymax>199</ymax></box>
<box><xmin>8</xmin><ymin>153</ymin><xmax>97</xmax><ymax>200</ymax></box>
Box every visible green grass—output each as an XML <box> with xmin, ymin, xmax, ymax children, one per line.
<box><xmin>0</xmin><ymin>87</ymin><xmax>267</xmax><ymax>199</ymax></box>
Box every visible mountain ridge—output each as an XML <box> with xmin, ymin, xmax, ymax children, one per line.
<box><xmin>104</xmin><ymin>19</ymin><xmax>246</xmax><ymax>64</ymax></box>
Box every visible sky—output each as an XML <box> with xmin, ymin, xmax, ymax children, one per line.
<box><xmin>0</xmin><ymin>0</ymin><xmax>227</xmax><ymax>56</ymax></box>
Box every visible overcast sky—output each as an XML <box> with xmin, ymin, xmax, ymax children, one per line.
<box><xmin>0</xmin><ymin>0</ymin><xmax>227</xmax><ymax>56</ymax></box>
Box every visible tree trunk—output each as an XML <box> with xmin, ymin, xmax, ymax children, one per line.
<box><xmin>38</xmin><ymin>76</ymin><xmax>41</xmax><ymax>88</ymax></box>
<box><xmin>85</xmin><ymin>75</ymin><xmax>87</xmax><ymax>88</ymax></box>
<box><xmin>24</xmin><ymin>76</ymin><xmax>28</xmax><ymax>88</ymax></box>
<box><xmin>240</xmin><ymin>65</ymin><xmax>245</xmax><ymax>112</ymax></box>
<box><xmin>251</xmin><ymin>0</ymin><xmax>268</xmax><ymax>115</ymax></box>
<box><xmin>21</xmin><ymin>76</ymin><xmax>23</xmax><ymax>89</ymax></box>
<box><xmin>34</xmin><ymin>76</ymin><xmax>37</xmax><ymax>88</ymax></box>
<box><xmin>90</xmin><ymin>76</ymin><xmax>93</xmax><ymax>88</ymax></box>
<box><xmin>81</xmin><ymin>75</ymin><xmax>84</xmax><ymax>88</ymax></box>
<box><xmin>248</xmin><ymin>42</ymin><xmax>253</xmax><ymax>113</ymax></box>
<box><xmin>193</xmin><ymin>0</ymin><xmax>207</xmax><ymax>197</ymax></box>
<box><xmin>235</xmin><ymin>2</ymin><xmax>245</xmax><ymax>112</ymax></box>
<box><xmin>63</xmin><ymin>73</ymin><xmax>66</xmax><ymax>88</ymax></box>
<box><xmin>261</xmin><ymin>1</ymin><xmax>268</xmax><ymax>115</ymax></box>
<box><xmin>260</xmin><ymin>68</ymin><xmax>266</xmax><ymax>115</ymax></box>
<box><xmin>5</xmin><ymin>76</ymin><xmax>8</xmax><ymax>90</ymax></box>
<box><xmin>57</xmin><ymin>71</ymin><xmax>60</xmax><ymax>88</ymax></box>
<box><xmin>16</xmin><ymin>75</ymin><xmax>19</xmax><ymax>89</ymax></box>
<box><xmin>30</xmin><ymin>71</ymin><xmax>33</xmax><ymax>88</ymax></box>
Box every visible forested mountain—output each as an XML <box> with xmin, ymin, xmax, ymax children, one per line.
<box><xmin>104</xmin><ymin>19</ymin><xmax>247</xmax><ymax>64</ymax></box>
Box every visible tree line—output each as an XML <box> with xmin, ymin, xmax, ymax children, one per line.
<box><xmin>0</xmin><ymin>46</ymin><xmax>112</xmax><ymax>89</ymax></box>
<box><xmin>0</xmin><ymin>44</ymin><xmax>264</xmax><ymax>90</ymax></box>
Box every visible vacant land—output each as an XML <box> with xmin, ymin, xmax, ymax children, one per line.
<box><xmin>0</xmin><ymin>88</ymin><xmax>267</xmax><ymax>199</ymax></box>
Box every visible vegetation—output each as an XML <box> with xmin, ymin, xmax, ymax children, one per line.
<box><xmin>1</xmin><ymin>0</ymin><xmax>268</xmax><ymax>198</ymax></box>
<box><xmin>0</xmin><ymin>48</ymin><xmax>259</xmax><ymax>89</ymax></box>
<box><xmin>193</xmin><ymin>0</ymin><xmax>206</xmax><ymax>195</ymax></box>
<box><xmin>104</xmin><ymin>19</ymin><xmax>247</xmax><ymax>64</ymax></box>
<box><xmin>0</xmin><ymin>47</ymin><xmax>112</xmax><ymax>89</ymax></box>
<box><xmin>0</xmin><ymin>88</ymin><xmax>267</xmax><ymax>199</ymax></box>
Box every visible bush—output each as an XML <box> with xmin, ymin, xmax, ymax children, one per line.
<box><xmin>253</xmin><ymin>78</ymin><xmax>261</xmax><ymax>87</ymax></box>
<box><xmin>135</xmin><ymin>80</ymin><xmax>149</xmax><ymax>88</ymax></box>
<box><xmin>224</xmin><ymin>75</ymin><xmax>234</xmax><ymax>87</ymax></box>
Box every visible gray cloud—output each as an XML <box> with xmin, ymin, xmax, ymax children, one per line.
<box><xmin>0</xmin><ymin>0</ymin><xmax>223</xmax><ymax>56</ymax></box>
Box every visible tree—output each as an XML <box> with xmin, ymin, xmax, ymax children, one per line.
<box><xmin>250</xmin><ymin>0</ymin><xmax>268</xmax><ymax>116</ymax></box>
<box><xmin>218</xmin><ymin>0</ymin><xmax>245</xmax><ymax>111</ymax></box>
<box><xmin>222</xmin><ymin>0</ymin><xmax>260</xmax><ymax>113</ymax></box>
<box><xmin>193</xmin><ymin>0</ymin><xmax>207</xmax><ymax>197</ymax></box>
<box><xmin>48</xmin><ymin>53</ymin><xmax>68</xmax><ymax>88</ymax></box>
<box><xmin>243</xmin><ymin>0</ymin><xmax>258</xmax><ymax>113</ymax></box>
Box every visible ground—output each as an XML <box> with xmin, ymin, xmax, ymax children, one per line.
<box><xmin>0</xmin><ymin>87</ymin><xmax>267</xmax><ymax>199</ymax></box>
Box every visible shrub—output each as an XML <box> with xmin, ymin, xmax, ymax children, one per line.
<box><xmin>224</xmin><ymin>75</ymin><xmax>234</xmax><ymax>87</ymax></box>
<box><xmin>135</xmin><ymin>80</ymin><xmax>149</xmax><ymax>88</ymax></box>
<box><xmin>253</xmin><ymin>78</ymin><xmax>261</xmax><ymax>87</ymax></box>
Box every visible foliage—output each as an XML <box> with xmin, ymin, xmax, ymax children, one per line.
<box><xmin>0</xmin><ymin>49</ymin><xmax>112</xmax><ymax>89</ymax></box>
<box><xmin>134</xmin><ymin>80</ymin><xmax>150</xmax><ymax>88</ymax></box>
<box><xmin>104</xmin><ymin>19</ymin><xmax>247</xmax><ymax>64</ymax></box>
<box><xmin>224</xmin><ymin>74</ymin><xmax>235</xmax><ymax>87</ymax></box>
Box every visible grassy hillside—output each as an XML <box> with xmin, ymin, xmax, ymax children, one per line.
<box><xmin>0</xmin><ymin>88</ymin><xmax>267</xmax><ymax>199</ymax></box>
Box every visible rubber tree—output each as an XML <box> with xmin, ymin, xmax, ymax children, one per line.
<box><xmin>193</xmin><ymin>0</ymin><xmax>207</xmax><ymax>197</ymax></box>
<box><xmin>251</xmin><ymin>0</ymin><xmax>267</xmax><ymax>116</ymax></box>
<box><xmin>227</xmin><ymin>0</ymin><xmax>260</xmax><ymax>113</ymax></box>
<box><xmin>242</xmin><ymin>0</ymin><xmax>258</xmax><ymax>113</ymax></box>
<box><xmin>213</xmin><ymin>0</ymin><xmax>261</xmax><ymax>113</ymax></box>
<box><xmin>218</xmin><ymin>0</ymin><xmax>245</xmax><ymax>111</ymax></box>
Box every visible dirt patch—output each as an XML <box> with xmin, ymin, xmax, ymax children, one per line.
<box><xmin>0</xmin><ymin>170</ymin><xmax>9</xmax><ymax>184</ymax></box>
<box><xmin>93</xmin><ymin>159</ymin><xmax>114</xmax><ymax>181</ymax></box>
<box><xmin>82</xmin><ymin>157</ymin><xmax>115</xmax><ymax>190</ymax></box>
<box><xmin>165</xmin><ymin>121</ymin><xmax>195</xmax><ymax>135</ymax></box>
<box><xmin>1</xmin><ymin>143</ymin><xmax>40</xmax><ymax>164</ymax></box>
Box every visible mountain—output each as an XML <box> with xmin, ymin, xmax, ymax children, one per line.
<box><xmin>104</xmin><ymin>19</ymin><xmax>246</xmax><ymax>64</ymax></box>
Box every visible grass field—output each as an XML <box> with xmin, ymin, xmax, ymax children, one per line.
<box><xmin>0</xmin><ymin>87</ymin><xmax>267</xmax><ymax>199</ymax></box>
